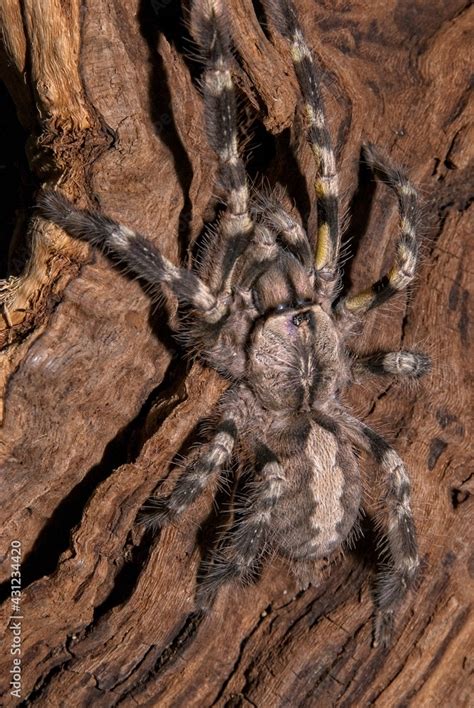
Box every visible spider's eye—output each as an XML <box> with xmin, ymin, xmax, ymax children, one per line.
<box><xmin>292</xmin><ymin>311</ymin><xmax>311</xmax><ymax>327</ymax></box>
<box><xmin>275</xmin><ymin>304</ymin><xmax>286</xmax><ymax>312</ymax></box>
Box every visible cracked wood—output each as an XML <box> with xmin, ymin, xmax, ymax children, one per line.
<box><xmin>0</xmin><ymin>0</ymin><xmax>472</xmax><ymax>705</ymax></box>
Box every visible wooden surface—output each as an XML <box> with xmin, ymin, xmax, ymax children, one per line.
<box><xmin>0</xmin><ymin>1</ymin><xmax>472</xmax><ymax>705</ymax></box>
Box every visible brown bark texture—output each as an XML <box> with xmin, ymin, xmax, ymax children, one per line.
<box><xmin>0</xmin><ymin>0</ymin><xmax>472</xmax><ymax>705</ymax></box>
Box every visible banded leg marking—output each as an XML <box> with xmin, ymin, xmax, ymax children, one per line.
<box><xmin>266</xmin><ymin>0</ymin><xmax>341</xmax><ymax>281</ymax></box>
<box><xmin>193</xmin><ymin>0</ymin><xmax>253</xmax><ymax>292</ymax></box>
<box><xmin>140</xmin><ymin>419</ymin><xmax>238</xmax><ymax>530</ymax></box>
<box><xmin>340</xmin><ymin>412</ymin><xmax>420</xmax><ymax>646</ymax></box>
<box><xmin>38</xmin><ymin>191</ymin><xmax>224</xmax><ymax>321</ymax></box>
<box><xmin>339</xmin><ymin>144</ymin><xmax>419</xmax><ymax>316</ymax></box>
<box><xmin>198</xmin><ymin>447</ymin><xmax>285</xmax><ymax>603</ymax></box>
<box><xmin>352</xmin><ymin>350</ymin><xmax>431</xmax><ymax>379</ymax></box>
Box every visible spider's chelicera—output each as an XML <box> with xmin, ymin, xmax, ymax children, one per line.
<box><xmin>38</xmin><ymin>0</ymin><xmax>431</xmax><ymax>647</ymax></box>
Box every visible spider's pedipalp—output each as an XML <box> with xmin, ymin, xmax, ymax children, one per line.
<box><xmin>37</xmin><ymin>191</ymin><xmax>224</xmax><ymax>320</ymax></box>
<box><xmin>251</xmin><ymin>186</ymin><xmax>312</xmax><ymax>267</ymax></box>
<box><xmin>266</xmin><ymin>0</ymin><xmax>340</xmax><ymax>290</ymax></box>
<box><xmin>352</xmin><ymin>350</ymin><xmax>432</xmax><ymax>379</ymax></box>
<box><xmin>338</xmin><ymin>145</ymin><xmax>419</xmax><ymax>316</ymax></box>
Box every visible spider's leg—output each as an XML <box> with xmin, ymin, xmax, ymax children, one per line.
<box><xmin>38</xmin><ymin>191</ymin><xmax>224</xmax><ymax>322</ymax></box>
<box><xmin>140</xmin><ymin>418</ymin><xmax>238</xmax><ymax>531</ymax></box>
<box><xmin>197</xmin><ymin>448</ymin><xmax>285</xmax><ymax>607</ymax></box>
<box><xmin>351</xmin><ymin>350</ymin><xmax>431</xmax><ymax>379</ymax></box>
<box><xmin>193</xmin><ymin>0</ymin><xmax>254</xmax><ymax>294</ymax></box>
<box><xmin>338</xmin><ymin>412</ymin><xmax>420</xmax><ymax>648</ymax></box>
<box><xmin>337</xmin><ymin>145</ymin><xmax>419</xmax><ymax>317</ymax></box>
<box><xmin>267</xmin><ymin>0</ymin><xmax>340</xmax><ymax>290</ymax></box>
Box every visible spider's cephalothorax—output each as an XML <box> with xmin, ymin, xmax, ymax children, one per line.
<box><xmin>38</xmin><ymin>0</ymin><xmax>431</xmax><ymax>647</ymax></box>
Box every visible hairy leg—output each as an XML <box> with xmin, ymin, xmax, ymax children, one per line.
<box><xmin>338</xmin><ymin>411</ymin><xmax>420</xmax><ymax>647</ymax></box>
<box><xmin>37</xmin><ymin>191</ymin><xmax>226</xmax><ymax>322</ymax></box>
<box><xmin>141</xmin><ymin>385</ymin><xmax>258</xmax><ymax>529</ymax></box>
<box><xmin>197</xmin><ymin>446</ymin><xmax>285</xmax><ymax>607</ymax></box>
<box><xmin>192</xmin><ymin>0</ymin><xmax>254</xmax><ymax>294</ymax></box>
<box><xmin>251</xmin><ymin>187</ymin><xmax>313</xmax><ymax>268</ymax></box>
<box><xmin>141</xmin><ymin>426</ymin><xmax>239</xmax><ymax>531</ymax></box>
<box><xmin>337</xmin><ymin>144</ymin><xmax>419</xmax><ymax>317</ymax></box>
<box><xmin>232</xmin><ymin>224</ymin><xmax>280</xmax><ymax>290</ymax></box>
<box><xmin>266</xmin><ymin>0</ymin><xmax>341</xmax><ymax>294</ymax></box>
<box><xmin>351</xmin><ymin>350</ymin><xmax>431</xmax><ymax>379</ymax></box>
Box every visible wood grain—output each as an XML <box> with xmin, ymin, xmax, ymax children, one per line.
<box><xmin>0</xmin><ymin>0</ymin><xmax>472</xmax><ymax>705</ymax></box>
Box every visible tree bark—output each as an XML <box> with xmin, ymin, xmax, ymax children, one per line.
<box><xmin>0</xmin><ymin>1</ymin><xmax>472</xmax><ymax>705</ymax></box>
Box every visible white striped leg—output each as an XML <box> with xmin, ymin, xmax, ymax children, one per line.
<box><xmin>337</xmin><ymin>144</ymin><xmax>419</xmax><ymax>317</ymax></box>
<box><xmin>197</xmin><ymin>449</ymin><xmax>285</xmax><ymax>606</ymax></box>
<box><xmin>38</xmin><ymin>191</ymin><xmax>224</xmax><ymax>322</ymax></box>
<box><xmin>140</xmin><ymin>418</ymin><xmax>238</xmax><ymax>531</ymax></box>
<box><xmin>192</xmin><ymin>1</ymin><xmax>254</xmax><ymax>293</ymax></box>
<box><xmin>352</xmin><ymin>350</ymin><xmax>431</xmax><ymax>379</ymax></box>
<box><xmin>339</xmin><ymin>411</ymin><xmax>420</xmax><ymax>647</ymax></box>
<box><xmin>266</xmin><ymin>0</ymin><xmax>341</xmax><ymax>290</ymax></box>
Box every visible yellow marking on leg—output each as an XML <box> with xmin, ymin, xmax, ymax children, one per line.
<box><xmin>291</xmin><ymin>31</ymin><xmax>312</xmax><ymax>62</ymax></box>
<box><xmin>344</xmin><ymin>290</ymin><xmax>376</xmax><ymax>312</ymax></box>
<box><xmin>315</xmin><ymin>222</ymin><xmax>330</xmax><ymax>269</ymax></box>
<box><xmin>315</xmin><ymin>175</ymin><xmax>338</xmax><ymax>199</ymax></box>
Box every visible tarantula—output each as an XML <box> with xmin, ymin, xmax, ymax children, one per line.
<box><xmin>38</xmin><ymin>0</ymin><xmax>430</xmax><ymax>647</ymax></box>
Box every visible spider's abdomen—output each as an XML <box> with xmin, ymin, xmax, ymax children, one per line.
<box><xmin>269</xmin><ymin>421</ymin><xmax>361</xmax><ymax>561</ymax></box>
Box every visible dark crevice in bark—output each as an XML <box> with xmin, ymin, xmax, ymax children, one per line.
<box><xmin>363</xmin><ymin>381</ymin><xmax>393</xmax><ymax>420</ymax></box>
<box><xmin>138</xmin><ymin>0</ymin><xmax>194</xmax><ymax>260</ymax></box>
<box><xmin>0</xmin><ymin>355</ymin><xmax>187</xmax><ymax>603</ymax></box>
<box><xmin>117</xmin><ymin>610</ymin><xmax>205</xmax><ymax>702</ymax></box>
<box><xmin>221</xmin><ymin>562</ymin><xmax>370</xmax><ymax>706</ymax></box>
<box><xmin>0</xmin><ymin>82</ymin><xmax>32</xmax><ymax>279</ymax></box>
<box><xmin>21</xmin><ymin>648</ymin><xmax>73</xmax><ymax>706</ymax></box>
<box><xmin>91</xmin><ymin>530</ymin><xmax>156</xmax><ymax>624</ymax></box>
<box><xmin>210</xmin><ymin>603</ymin><xmax>274</xmax><ymax>706</ymax></box>
<box><xmin>400</xmin><ymin>606</ymin><xmax>470</xmax><ymax>704</ymax></box>
<box><xmin>252</xmin><ymin>0</ymin><xmax>271</xmax><ymax>40</ymax></box>
<box><xmin>340</xmin><ymin>150</ymin><xmax>378</xmax><ymax>294</ymax></box>
<box><xmin>303</xmin><ymin>623</ymin><xmax>367</xmax><ymax>707</ymax></box>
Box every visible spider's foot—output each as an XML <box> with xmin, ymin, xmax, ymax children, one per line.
<box><xmin>195</xmin><ymin>567</ymin><xmax>226</xmax><ymax>612</ymax></box>
<box><xmin>373</xmin><ymin>609</ymin><xmax>395</xmax><ymax>649</ymax></box>
<box><xmin>137</xmin><ymin>495</ymin><xmax>174</xmax><ymax>531</ymax></box>
<box><xmin>196</xmin><ymin>551</ymin><xmax>255</xmax><ymax>610</ymax></box>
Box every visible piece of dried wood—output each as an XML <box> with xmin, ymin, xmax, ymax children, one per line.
<box><xmin>0</xmin><ymin>1</ymin><xmax>472</xmax><ymax>705</ymax></box>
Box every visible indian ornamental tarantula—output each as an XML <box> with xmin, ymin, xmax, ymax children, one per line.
<box><xmin>38</xmin><ymin>0</ymin><xmax>431</xmax><ymax>647</ymax></box>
